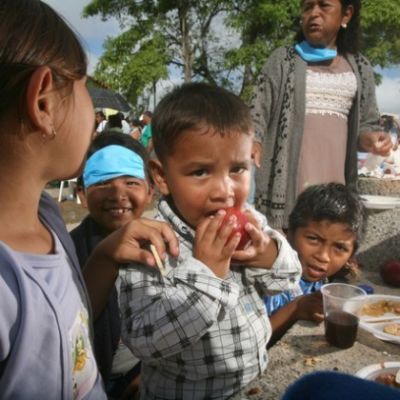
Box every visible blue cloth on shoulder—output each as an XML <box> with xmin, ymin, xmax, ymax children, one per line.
<box><xmin>264</xmin><ymin>278</ymin><xmax>324</xmax><ymax>315</ymax></box>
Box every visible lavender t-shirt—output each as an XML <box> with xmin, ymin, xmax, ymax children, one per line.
<box><xmin>19</xmin><ymin>232</ymin><xmax>103</xmax><ymax>399</ymax></box>
<box><xmin>0</xmin><ymin>199</ymin><xmax>106</xmax><ymax>400</ymax></box>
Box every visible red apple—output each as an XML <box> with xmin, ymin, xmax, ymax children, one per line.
<box><xmin>221</xmin><ymin>207</ymin><xmax>251</xmax><ymax>250</ymax></box>
<box><xmin>380</xmin><ymin>260</ymin><xmax>400</xmax><ymax>287</ymax></box>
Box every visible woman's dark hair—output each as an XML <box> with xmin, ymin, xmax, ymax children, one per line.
<box><xmin>0</xmin><ymin>0</ymin><xmax>87</xmax><ymax>118</ymax></box>
<box><xmin>152</xmin><ymin>82</ymin><xmax>253</xmax><ymax>161</ymax></box>
<box><xmin>295</xmin><ymin>0</ymin><xmax>361</xmax><ymax>54</ymax></box>
<box><xmin>288</xmin><ymin>183</ymin><xmax>366</xmax><ymax>251</ymax></box>
<box><xmin>84</xmin><ymin>132</ymin><xmax>152</xmax><ymax>185</ymax></box>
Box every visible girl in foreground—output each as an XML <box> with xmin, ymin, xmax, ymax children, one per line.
<box><xmin>0</xmin><ymin>1</ymin><xmax>177</xmax><ymax>398</ymax></box>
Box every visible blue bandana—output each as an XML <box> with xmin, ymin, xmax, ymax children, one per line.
<box><xmin>295</xmin><ymin>40</ymin><xmax>337</xmax><ymax>62</ymax></box>
<box><xmin>83</xmin><ymin>145</ymin><xmax>146</xmax><ymax>188</ymax></box>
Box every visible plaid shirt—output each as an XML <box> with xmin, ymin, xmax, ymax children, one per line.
<box><xmin>119</xmin><ymin>199</ymin><xmax>301</xmax><ymax>399</ymax></box>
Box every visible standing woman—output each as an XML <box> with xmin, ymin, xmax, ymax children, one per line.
<box><xmin>251</xmin><ymin>0</ymin><xmax>392</xmax><ymax>230</ymax></box>
<box><xmin>0</xmin><ymin>1</ymin><xmax>178</xmax><ymax>399</ymax></box>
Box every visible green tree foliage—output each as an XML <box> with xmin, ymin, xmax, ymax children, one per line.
<box><xmin>84</xmin><ymin>0</ymin><xmax>400</xmax><ymax>104</ymax></box>
<box><xmin>224</xmin><ymin>0</ymin><xmax>300</xmax><ymax>98</ymax></box>
<box><xmin>83</xmin><ymin>0</ymin><xmax>232</xmax><ymax>107</ymax></box>
<box><xmin>225</xmin><ymin>0</ymin><xmax>400</xmax><ymax>98</ymax></box>
<box><xmin>93</xmin><ymin>26</ymin><xmax>168</xmax><ymax>106</ymax></box>
<box><xmin>361</xmin><ymin>0</ymin><xmax>400</xmax><ymax>68</ymax></box>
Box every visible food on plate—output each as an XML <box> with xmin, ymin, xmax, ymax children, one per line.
<box><xmin>374</xmin><ymin>370</ymin><xmax>400</xmax><ymax>389</ymax></box>
<box><xmin>380</xmin><ymin>260</ymin><xmax>400</xmax><ymax>287</ymax></box>
<box><xmin>220</xmin><ymin>207</ymin><xmax>251</xmax><ymax>250</ymax></box>
<box><xmin>383</xmin><ymin>323</ymin><xmax>400</xmax><ymax>336</ymax></box>
<box><xmin>360</xmin><ymin>300</ymin><xmax>400</xmax><ymax>317</ymax></box>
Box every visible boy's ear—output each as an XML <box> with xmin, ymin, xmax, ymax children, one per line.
<box><xmin>25</xmin><ymin>66</ymin><xmax>57</xmax><ymax>136</ymax></box>
<box><xmin>149</xmin><ymin>159</ymin><xmax>170</xmax><ymax>195</ymax></box>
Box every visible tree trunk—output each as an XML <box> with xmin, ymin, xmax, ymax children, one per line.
<box><xmin>153</xmin><ymin>80</ymin><xmax>157</xmax><ymax>109</ymax></box>
<box><xmin>179</xmin><ymin>3</ymin><xmax>192</xmax><ymax>82</ymax></box>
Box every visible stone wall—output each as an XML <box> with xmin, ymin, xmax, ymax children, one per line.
<box><xmin>356</xmin><ymin>177</ymin><xmax>400</xmax><ymax>271</ymax></box>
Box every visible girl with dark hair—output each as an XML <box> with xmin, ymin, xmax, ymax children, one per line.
<box><xmin>0</xmin><ymin>1</ymin><xmax>178</xmax><ymax>398</ymax></box>
<box><xmin>251</xmin><ymin>0</ymin><xmax>392</xmax><ymax>230</ymax></box>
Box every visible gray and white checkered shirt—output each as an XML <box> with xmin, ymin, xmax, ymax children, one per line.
<box><xmin>119</xmin><ymin>199</ymin><xmax>301</xmax><ymax>399</ymax></box>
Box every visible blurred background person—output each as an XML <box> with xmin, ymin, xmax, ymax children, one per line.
<box><xmin>95</xmin><ymin>110</ymin><xmax>107</xmax><ymax>134</ymax></box>
<box><xmin>139</xmin><ymin>110</ymin><xmax>153</xmax><ymax>153</ymax></box>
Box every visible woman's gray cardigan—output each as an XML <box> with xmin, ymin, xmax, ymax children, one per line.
<box><xmin>250</xmin><ymin>46</ymin><xmax>381</xmax><ymax>229</ymax></box>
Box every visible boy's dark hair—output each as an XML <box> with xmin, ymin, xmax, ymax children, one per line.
<box><xmin>296</xmin><ymin>0</ymin><xmax>361</xmax><ymax>55</ymax></box>
<box><xmin>142</xmin><ymin>110</ymin><xmax>153</xmax><ymax>118</ymax></box>
<box><xmin>0</xmin><ymin>0</ymin><xmax>87</xmax><ymax>118</ymax></box>
<box><xmin>152</xmin><ymin>82</ymin><xmax>253</xmax><ymax>161</ymax></box>
<box><xmin>107</xmin><ymin>113</ymin><xmax>123</xmax><ymax>129</ymax></box>
<box><xmin>78</xmin><ymin>132</ymin><xmax>152</xmax><ymax>187</ymax></box>
<box><xmin>288</xmin><ymin>183</ymin><xmax>366</xmax><ymax>251</ymax></box>
<box><xmin>129</xmin><ymin>118</ymin><xmax>142</xmax><ymax>127</ymax></box>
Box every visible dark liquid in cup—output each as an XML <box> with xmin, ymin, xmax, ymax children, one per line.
<box><xmin>325</xmin><ymin>311</ymin><xmax>359</xmax><ymax>349</ymax></box>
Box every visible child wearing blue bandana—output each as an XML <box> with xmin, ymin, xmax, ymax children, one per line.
<box><xmin>71</xmin><ymin>132</ymin><xmax>154</xmax><ymax>399</ymax></box>
<box><xmin>250</xmin><ymin>0</ymin><xmax>392</xmax><ymax>230</ymax></box>
<box><xmin>265</xmin><ymin>183</ymin><xmax>366</xmax><ymax>347</ymax></box>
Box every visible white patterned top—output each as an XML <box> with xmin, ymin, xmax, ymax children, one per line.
<box><xmin>305</xmin><ymin>70</ymin><xmax>357</xmax><ymax>120</ymax></box>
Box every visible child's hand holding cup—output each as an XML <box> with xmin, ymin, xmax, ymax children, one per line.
<box><xmin>320</xmin><ymin>283</ymin><xmax>367</xmax><ymax>349</ymax></box>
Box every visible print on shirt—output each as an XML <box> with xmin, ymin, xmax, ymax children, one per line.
<box><xmin>70</xmin><ymin>308</ymin><xmax>98</xmax><ymax>400</ymax></box>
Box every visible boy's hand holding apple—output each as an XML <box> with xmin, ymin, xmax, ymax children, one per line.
<box><xmin>226</xmin><ymin>208</ymin><xmax>278</xmax><ymax>269</ymax></box>
<box><xmin>194</xmin><ymin>209</ymin><xmax>242</xmax><ymax>279</ymax></box>
<box><xmin>194</xmin><ymin>207</ymin><xmax>279</xmax><ymax>278</ymax></box>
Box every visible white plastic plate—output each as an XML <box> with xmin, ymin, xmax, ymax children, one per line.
<box><xmin>361</xmin><ymin>195</ymin><xmax>400</xmax><ymax>210</ymax></box>
<box><xmin>355</xmin><ymin>361</ymin><xmax>400</xmax><ymax>381</ymax></box>
<box><xmin>356</xmin><ymin>294</ymin><xmax>400</xmax><ymax>345</ymax></box>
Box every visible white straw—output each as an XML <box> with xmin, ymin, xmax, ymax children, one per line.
<box><xmin>150</xmin><ymin>244</ymin><xmax>166</xmax><ymax>276</ymax></box>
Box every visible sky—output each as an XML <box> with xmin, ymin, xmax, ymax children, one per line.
<box><xmin>44</xmin><ymin>0</ymin><xmax>400</xmax><ymax>116</ymax></box>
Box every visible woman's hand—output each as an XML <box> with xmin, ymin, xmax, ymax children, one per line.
<box><xmin>193</xmin><ymin>210</ymin><xmax>241</xmax><ymax>279</ymax></box>
<box><xmin>359</xmin><ymin>131</ymin><xmax>392</xmax><ymax>156</ymax></box>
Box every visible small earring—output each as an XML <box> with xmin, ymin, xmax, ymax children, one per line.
<box><xmin>42</xmin><ymin>128</ymin><xmax>57</xmax><ymax>141</ymax></box>
<box><xmin>341</xmin><ymin>23</ymin><xmax>347</xmax><ymax>29</ymax></box>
